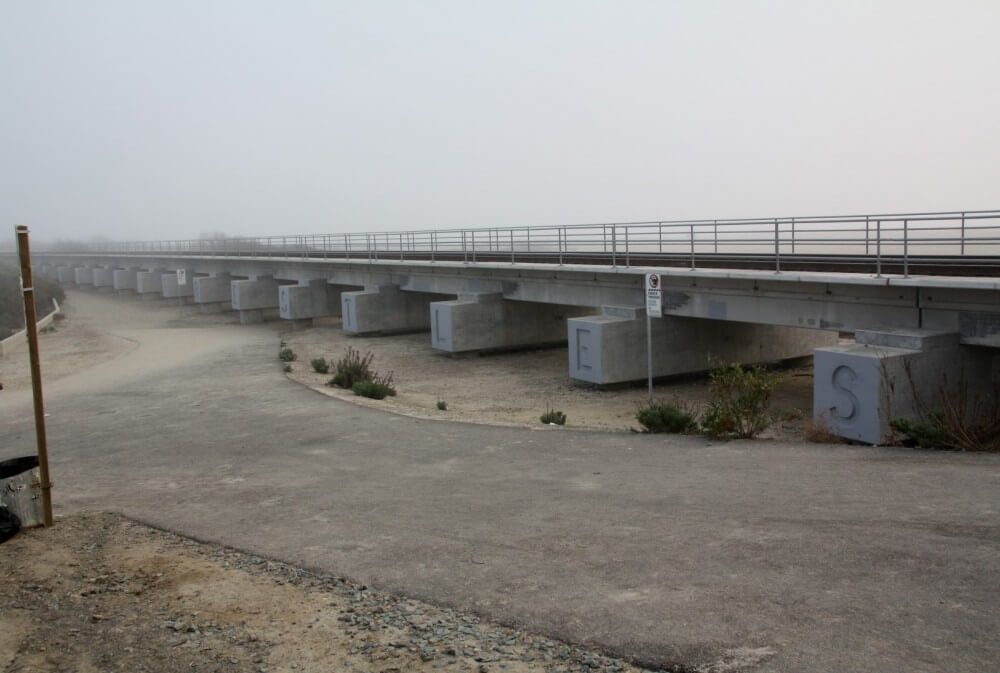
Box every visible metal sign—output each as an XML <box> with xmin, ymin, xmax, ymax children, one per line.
<box><xmin>177</xmin><ymin>269</ymin><xmax>187</xmax><ymax>286</ymax></box>
<box><xmin>645</xmin><ymin>273</ymin><xmax>662</xmax><ymax>317</ymax></box>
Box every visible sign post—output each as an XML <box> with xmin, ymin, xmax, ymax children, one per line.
<box><xmin>645</xmin><ymin>273</ymin><xmax>662</xmax><ymax>402</ymax></box>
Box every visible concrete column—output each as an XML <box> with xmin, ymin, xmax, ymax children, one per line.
<box><xmin>113</xmin><ymin>268</ymin><xmax>139</xmax><ymax>293</ymax></box>
<box><xmin>814</xmin><ymin>329</ymin><xmax>998</xmax><ymax>445</ymax></box>
<box><xmin>232</xmin><ymin>276</ymin><xmax>283</xmax><ymax>325</ymax></box>
<box><xmin>341</xmin><ymin>285</ymin><xmax>448</xmax><ymax>335</ymax></box>
<box><xmin>136</xmin><ymin>269</ymin><xmax>166</xmax><ymax>300</ymax></box>
<box><xmin>161</xmin><ymin>270</ymin><xmax>196</xmax><ymax>303</ymax></box>
<box><xmin>57</xmin><ymin>267</ymin><xmax>76</xmax><ymax>283</ymax></box>
<box><xmin>193</xmin><ymin>274</ymin><xmax>235</xmax><ymax>313</ymax></box>
<box><xmin>92</xmin><ymin>267</ymin><xmax>115</xmax><ymax>292</ymax></box>
<box><xmin>431</xmin><ymin>293</ymin><xmax>585</xmax><ymax>353</ymax></box>
<box><xmin>567</xmin><ymin>307</ymin><xmax>839</xmax><ymax>385</ymax></box>
<box><xmin>74</xmin><ymin>266</ymin><xmax>94</xmax><ymax>286</ymax></box>
<box><xmin>278</xmin><ymin>280</ymin><xmax>350</xmax><ymax>328</ymax></box>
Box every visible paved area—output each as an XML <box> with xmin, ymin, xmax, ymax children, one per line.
<box><xmin>2</xmin><ymin>291</ymin><xmax>998</xmax><ymax>672</ymax></box>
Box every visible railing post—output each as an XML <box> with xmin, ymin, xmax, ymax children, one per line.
<box><xmin>713</xmin><ymin>220</ymin><xmax>718</xmax><ymax>254</ymax></box>
<box><xmin>865</xmin><ymin>216</ymin><xmax>870</xmax><ymax>255</ymax></box>
<box><xmin>510</xmin><ymin>230</ymin><xmax>515</xmax><ymax>264</ymax></box>
<box><xmin>774</xmin><ymin>218</ymin><xmax>781</xmax><ymax>273</ymax></box>
<box><xmin>399</xmin><ymin>233</ymin><xmax>403</xmax><ymax>262</ymax></box>
<box><xmin>431</xmin><ymin>231</ymin><xmax>435</xmax><ymax>263</ymax></box>
<box><xmin>625</xmin><ymin>226</ymin><xmax>630</xmax><ymax>267</ymax></box>
<box><xmin>472</xmin><ymin>230</ymin><xmax>476</xmax><ymax>263</ymax></box>
<box><xmin>960</xmin><ymin>212</ymin><xmax>966</xmax><ymax>255</ymax></box>
<box><xmin>876</xmin><ymin>220</ymin><xmax>882</xmax><ymax>277</ymax></box>
<box><xmin>463</xmin><ymin>231</ymin><xmax>467</xmax><ymax>263</ymax></box>
<box><xmin>903</xmin><ymin>219</ymin><xmax>909</xmax><ymax>278</ymax></box>
<box><xmin>611</xmin><ymin>225</ymin><xmax>617</xmax><ymax>267</ymax></box>
<box><xmin>559</xmin><ymin>226</ymin><xmax>565</xmax><ymax>266</ymax></box>
<box><xmin>345</xmin><ymin>234</ymin><xmax>350</xmax><ymax>260</ymax></box>
<box><xmin>658</xmin><ymin>222</ymin><xmax>662</xmax><ymax>254</ymax></box>
<box><xmin>526</xmin><ymin>227</ymin><xmax>531</xmax><ymax>253</ymax></box>
<box><xmin>689</xmin><ymin>223</ymin><xmax>695</xmax><ymax>269</ymax></box>
<box><xmin>790</xmin><ymin>218</ymin><xmax>796</xmax><ymax>254</ymax></box>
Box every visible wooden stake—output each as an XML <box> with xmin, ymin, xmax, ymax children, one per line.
<box><xmin>15</xmin><ymin>225</ymin><xmax>54</xmax><ymax>527</ymax></box>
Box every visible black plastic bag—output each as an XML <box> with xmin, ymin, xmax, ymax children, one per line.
<box><xmin>0</xmin><ymin>505</ymin><xmax>20</xmax><ymax>543</ymax></box>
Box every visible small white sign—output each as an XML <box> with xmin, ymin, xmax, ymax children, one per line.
<box><xmin>645</xmin><ymin>273</ymin><xmax>662</xmax><ymax>317</ymax></box>
<box><xmin>177</xmin><ymin>269</ymin><xmax>187</xmax><ymax>286</ymax></box>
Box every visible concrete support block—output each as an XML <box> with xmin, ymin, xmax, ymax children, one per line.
<box><xmin>431</xmin><ymin>293</ymin><xmax>584</xmax><ymax>353</ymax></box>
<box><xmin>136</xmin><ymin>270</ymin><xmax>166</xmax><ymax>299</ymax></box>
<box><xmin>113</xmin><ymin>268</ymin><xmax>138</xmax><ymax>292</ymax></box>
<box><xmin>162</xmin><ymin>270</ymin><xmax>196</xmax><ymax>300</ymax></box>
<box><xmin>814</xmin><ymin>329</ymin><xmax>998</xmax><ymax>444</ymax></box>
<box><xmin>232</xmin><ymin>276</ymin><xmax>285</xmax><ymax>325</ymax></box>
<box><xmin>74</xmin><ymin>267</ymin><xmax>93</xmax><ymax>286</ymax></box>
<box><xmin>567</xmin><ymin>308</ymin><xmax>839</xmax><ymax>385</ymax></box>
<box><xmin>341</xmin><ymin>285</ymin><xmax>447</xmax><ymax>335</ymax></box>
<box><xmin>194</xmin><ymin>274</ymin><xmax>235</xmax><ymax>313</ymax></box>
<box><xmin>279</xmin><ymin>280</ymin><xmax>349</xmax><ymax>324</ymax></box>
<box><xmin>57</xmin><ymin>267</ymin><xmax>75</xmax><ymax>283</ymax></box>
<box><xmin>92</xmin><ymin>267</ymin><xmax>115</xmax><ymax>292</ymax></box>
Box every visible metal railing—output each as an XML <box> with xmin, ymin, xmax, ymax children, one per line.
<box><xmin>43</xmin><ymin>209</ymin><xmax>1000</xmax><ymax>276</ymax></box>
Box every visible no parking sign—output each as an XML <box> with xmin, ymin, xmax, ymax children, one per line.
<box><xmin>645</xmin><ymin>273</ymin><xmax>661</xmax><ymax>316</ymax></box>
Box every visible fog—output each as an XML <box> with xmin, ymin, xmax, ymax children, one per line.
<box><xmin>2</xmin><ymin>1</ymin><xmax>998</xmax><ymax>244</ymax></box>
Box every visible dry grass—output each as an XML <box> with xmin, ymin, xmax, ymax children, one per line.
<box><xmin>804</xmin><ymin>414</ymin><xmax>841</xmax><ymax>444</ymax></box>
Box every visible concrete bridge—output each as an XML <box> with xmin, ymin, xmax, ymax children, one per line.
<box><xmin>23</xmin><ymin>209</ymin><xmax>1000</xmax><ymax>444</ymax></box>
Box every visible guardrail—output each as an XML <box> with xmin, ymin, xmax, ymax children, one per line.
<box><xmin>39</xmin><ymin>209</ymin><xmax>1000</xmax><ymax>276</ymax></box>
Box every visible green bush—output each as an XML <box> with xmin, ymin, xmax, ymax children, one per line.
<box><xmin>890</xmin><ymin>416</ymin><xmax>954</xmax><ymax>449</ymax></box>
<box><xmin>352</xmin><ymin>373</ymin><xmax>396</xmax><ymax>399</ymax></box>
<box><xmin>701</xmin><ymin>358</ymin><xmax>779</xmax><ymax>439</ymax></box>
<box><xmin>279</xmin><ymin>347</ymin><xmax>297</xmax><ymax>362</ymax></box>
<box><xmin>310</xmin><ymin>358</ymin><xmax>329</xmax><ymax>374</ymax></box>
<box><xmin>540</xmin><ymin>406</ymin><xmax>566</xmax><ymax>425</ymax></box>
<box><xmin>437</xmin><ymin>400</ymin><xmax>448</xmax><ymax>411</ymax></box>
<box><xmin>636</xmin><ymin>401</ymin><xmax>697</xmax><ymax>433</ymax></box>
<box><xmin>328</xmin><ymin>346</ymin><xmax>374</xmax><ymax>389</ymax></box>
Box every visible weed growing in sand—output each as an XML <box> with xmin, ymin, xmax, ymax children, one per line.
<box><xmin>352</xmin><ymin>372</ymin><xmax>396</xmax><ymax>400</ymax></box>
<box><xmin>540</xmin><ymin>406</ymin><xmax>566</xmax><ymax>426</ymax></box>
<box><xmin>437</xmin><ymin>399</ymin><xmax>448</xmax><ymax>411</ymax></box>
<box><xmin>310</xmin><ymin>358</ymin><xmax>329</xmax><ymax>374</ymax></box>
<box><xmin>279</xmin><ymin>347</ymin><xmax>297</xmax><ymax>362</ymax></box>
<box><xmin>328</xmin><ymin>346</ymin><xmax>374</xmax><ymax>389</ymax></box>
<box><xmin>635</xmin><ymin>400</ymin><xmax>698</xmax><ymax>434</ymax></box>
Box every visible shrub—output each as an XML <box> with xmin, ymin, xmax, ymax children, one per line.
<box><xmin>328</xmin><ymin>346</ymin><xmax>374</xmax><ymax>389</ymax></box>
<box><xmin>701</xmin><ymin>358</ymin><xmax>779</xmax><ymax>439</ymax></box>
<box><xmin>437</xmin><ymin>400</ymin><xmax>448</xmax><ymax>411</ymax></box>
<box><xmin>888</xmin><ymin>362</ymin><xmax>1000</xmax><ymax>452</ymax></box>
<box><xmin>636</xmin><ymin>400</ymin><xmax>697</xmax><ymax>434</ymax></box>
<box><xmin>352</xmin><ymin>372</ymin><xmax>396</xmax><ymax>400</ymax></box>
<box><xmin>540</xmin><ymin>406</ymin><xmax>566</xmax><ymax>425</ymax></box>
<box><xmin>279</xmin><ymin>347</ymin><xmax>297</xmax><ymax>362</ymax></box>
<box><xmin>310</xmin><ymin>358</ymin><xmax>329</xmax><ymax>374</ymax></box>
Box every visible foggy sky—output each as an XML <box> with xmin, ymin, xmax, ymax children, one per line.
<box><xmin>2</xmin><ymin>1</ymin><xmax>998</xmax><ymax>243</ymax></box>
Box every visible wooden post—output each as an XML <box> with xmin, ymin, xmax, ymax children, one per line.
<box><xmin>15</xmin><ymin>225</ymin><xmax>54</xmax><ymax>527</ymax></box>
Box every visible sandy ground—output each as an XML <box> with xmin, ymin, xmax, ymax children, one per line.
<box><xmin>2</xmin><ymin>512</ymin><xmax>660</xmax><ymax>673</ymax></box>
<box><xmin>282</xmin><ymin>321</ymin><xmax>817</xmax><ymax>440</ymax></box>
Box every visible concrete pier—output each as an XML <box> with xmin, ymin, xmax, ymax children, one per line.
<box><xmin>161</xmin><ymin>270</ymin><xmax>196</xmax><ymax>303</ymax></box>
<box><xmin>232</xmin><ymin>276</ymin><xmax>289</xmax><ymax>325</ymax></box>
<box><xmin>567</xmin><ymin>307</ymin><xmax>838</xmax><ymax>385</ymax></box>
<box><xmin>431</xmin><ymin>293</ymin><xmax>585</xmax><ymax>353</ymax></box>
<box><xmin>136</xmin><ymin>270</ymin><xmax>166</xmax><ymax>300</ymax></box>
<box><xmin>278</xmin><ymin>280</ymin><xmax>353</xmax><ymax>328</ymax></box>
<box><xmin>92</xmin><ymin>267</ymin><xmax>115</xmax><ymax>292</ymax></box>
<box><xmin>113</xmin><ymin>268</ymin><xmax>138</xmax><ymax>293</ymax></box>
<box><xmin>193</xmin><ymin>273</ymin><xmax>237</xmax><ymax>313</ymax></box>
<box><xmin>814</xmin><ymin>329</ymin><xmax>999</xmax><ymax>444</ymax></box>
<box><xmin>74</xmin><ymin>266</ymin><xmax>94</xmax><ymax>286</ymax></box>
<box><xmin>341</xmin><ymin>285</ymin><xmax>449</xmax><ymax>335</ymax></box>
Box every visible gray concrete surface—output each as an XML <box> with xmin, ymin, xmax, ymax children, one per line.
<box><xmin>1</xmin><ymin>291</ymin><xmax>998</xmax><ymax>673</ymax></box>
